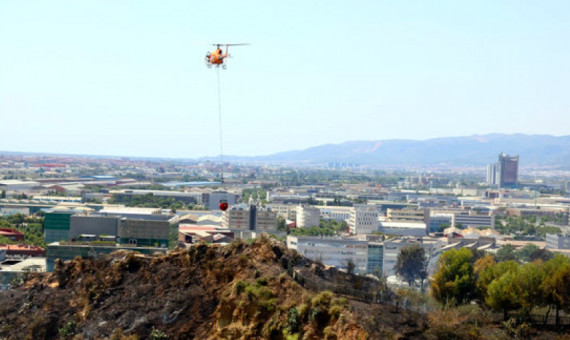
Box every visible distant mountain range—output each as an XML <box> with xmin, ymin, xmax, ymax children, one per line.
<box><xmin>3</xmin><ymin>134</ymin><xmax>570</xmax><ymax>168</ymax></box>
<box><xmin>220</xmin><ymin>134</ymin><xmax>570</xmax><ymax>167</ymax></box>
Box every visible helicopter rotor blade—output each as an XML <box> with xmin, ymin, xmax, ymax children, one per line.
<box><xmin>211</xmin><ymin>43</ymin><xmax>250</xmax><ymax>47</ymax></box>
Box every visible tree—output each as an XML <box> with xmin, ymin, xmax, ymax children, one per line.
<box><xmin>495</xmin><ymin>244</ymin><xmax>517</xmax><ymax>262</ymax></box>
<box><xmin>476</xmin><ymin>259</ymin><xmax>518</xmax><ymax>307</ymax></box>
<box><xmin>345</xmin><ymin>259</ymin><xmax>356</xmax><ymax>275</ymax></box>
<box><xmin>529</xmin><ymin>248</ymin><xmax>554</xmax><ymax>262</ymax></box>
<box><xmin>486</xmin><ymin>269</ymin><xmax>522</xmax><ymax>321</ymax></box>
<box><xmin>395</xmin><ymin>245</ymin><xmax>427</xmax><ymax>289</ymax></box>
<box><xmin>276</xmin><ymin>216</ymin><xmax>288</xmax><ymax>232</ymax></box>
<box><xmin>541</xmin><ymin>255</ymin><xmax>570</xmax><ymax>325</ymax></box>
<box><xmin>431</xmin><ymin>248</ymin><xmax>476</xmax><ymax>305</ymax></box>
<box><xmin>516</xmin><ymin>244</ymin><xmax>539</xmax><ymax>262</ymax></box>
<box><xmin>473</xmin><ymin>254</ymin><xmax>496</xmax><ymax>302</ymax></box>
<box><xmin>517</xmin><ymin>261</ymin><xmax>545</xmax><ymax>316</ymax></box>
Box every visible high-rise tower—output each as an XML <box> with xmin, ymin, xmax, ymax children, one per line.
<box><xmin>497</xmin><ymin>153</ymin><xmax>519</xmax><ymax>188</ymax></box>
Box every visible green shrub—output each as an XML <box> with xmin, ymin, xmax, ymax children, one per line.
<box><xmin>286</xmin><ymin>307</ymin><xmax>300</xmax><ymax>333</ymax></box>
<box><xmin>150</xmin><ymin>327</ymin><xmax>168</xmax><ymax>339</ymax></box>
<box><xmin>256</xmin><ymin>277</ymin><xmax>269</xmax><ymax>286</ymax></box>
<box><xmin>328</xmin><ymin>305</ymin><xmax>342</xmax><ymax>319</ymax></box>
<box><xmin>238</xmin><ymin>254</ymin><xmax>249</xmax><ymax>266</ymax></box>
<box><xmin>58</xmin><ymin>321</ymin><xmax>77</xmax><ymax>337</ymax></box>
<box><xmin>234</xmin><ymin>280</ymin><xmax>247</xmax><ymax>295</ymax></box>
<box><xmin>311</xmin><ymin>290</ymin><xmax>333</xmax><ymax>308</ymax></box>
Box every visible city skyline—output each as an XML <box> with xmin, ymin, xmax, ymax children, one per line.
<box><xmin>2</xmin><ymin>1</ymin><xmax>569</xmax><ymax>158</ymax></box>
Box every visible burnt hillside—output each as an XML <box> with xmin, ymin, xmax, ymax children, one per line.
<box><xmin>0</xmin><ymin>236</ymin><xmax>427</xmax><ymax>339</ymax></box>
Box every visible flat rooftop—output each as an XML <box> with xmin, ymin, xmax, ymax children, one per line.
<box><xmin>0</xmin><ymin>257</ymin><xmax>46</xmax><ymax>273</ymax></box>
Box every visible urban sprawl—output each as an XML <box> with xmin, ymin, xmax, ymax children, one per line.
<box><xmin>1</xmin><ymin>152</ymin><xmax>569</xmax><ymax>292</ymax></box>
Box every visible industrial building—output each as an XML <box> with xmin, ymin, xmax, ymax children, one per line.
<box><xmin>295</xmin><ymin>205</ymin><xmax>320</xmax><ymax>228</ymax></box>
<box><xmin>0</xmin><ymin>180</ymin><xmax>41</xmax><ymax>194</ymax></box>
<box><xmin>69</xmin><ymin>215</ymin><xmax>120</xmax><ymax>241</ymax></box>
<box><xmin>318</xmin><ymin>206</ymin><xmax>352</xmax><ymax>222</ymax></box>
<box><xmin>267</xmin><ymin>203</ymin><xmax>297</xmax><ymax>220</ymax></box>
<box><xmin>118</xmin><ymin>218</ymin><xmax>171</xmax><ymax>247</ymax></box>
<box><xmin>222</xmin><ymin>204</ymin><xmax>277</xmax><ymax>231</ymax></box>
<box><xmin>546</xmin><ymin>233</ymin><xmax>570</xmax><ymax>250</ymax></box>
<box><xmin>202</xmin><ymin>191</ymin><xmax>239</xmax><ymax>211</ymax></box>
<box><xmin>286</xmin><ymin>235</ymin><xmax>368</xmax><ymax>273</ymax></box>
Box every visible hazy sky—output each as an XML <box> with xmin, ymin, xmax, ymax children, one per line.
<box><xmin>1</xmin><ymin>1</ymin><xmax>569</xmax><ymax>158</ymax></box>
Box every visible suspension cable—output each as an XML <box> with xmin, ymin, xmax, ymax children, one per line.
<box><xmin>216</xmin><ymin>67</ymin><xmax>224</xmax><ymax>184</ymax></box>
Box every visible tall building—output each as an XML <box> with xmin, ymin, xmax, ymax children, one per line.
<box><xmin>348</xmin><ymin>205</ymin><xmax>378</xmax><ymax>235</ymax></box>
<box><xmin>497</xmin><ymin>153</ymin><xmax>519</xmax><ymax>188</ymax></box>
<box><xmin>296</xmin><ymin>205</ymin><xmax>320</xmax><ymax>228</ymax></box>
<box><xmin>486</xmin><ymin>163</ymin><xmax>497</xmax><ymax>185</ymax></box>
<box><xmin>222</xmin><ymin>204</ymin><xmax>277</xmax><ymax>231</ymax></box>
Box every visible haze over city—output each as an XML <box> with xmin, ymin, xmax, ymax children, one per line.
<box><xmin>2</xmin><ymin>1</ymin><xmax>570</xmax><ymax>158</ymax></box>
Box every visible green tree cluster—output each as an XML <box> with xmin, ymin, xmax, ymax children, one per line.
<box><xmin>0</xmin><ymin>214</ymin><xmax>46</xmax><ymax>248</ymax></box>
<box><xmin>289</xmin><ymin>226</ymin><xmax>335</xmax><ymax>237</ymax></box>
<box><xmin>494</xmin><ymin>215</ymin><xmax>562</xmax><ymax>239</ymax></box>
<box><xmin>432</xmin><ymin>248</ymin><xmax>570</xmax><ymax>323</ymax></box>
<box><xmin>108</xmin><ymin>193</ymin><xmax>194</xmax><ymax>210</ymax></box>
<box><xmin>288</xmin><ymin>219</ymin><xmax>348</xmax><ymax>237</ymax></box>
<box><xmin>241</xmin><ymin>188</ymin><xmax>267</xmax><ymax>204</ymax></box>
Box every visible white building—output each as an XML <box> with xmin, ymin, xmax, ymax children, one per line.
<box><xmin>0</xmin><ymin>180</ymin><xmax>41</xmax><ymax>194</ymax></box>
<box><xmin>208</xmin><ymin>191</ymin><xmax>239</xmax><ymax>211</ymax></box>
<box><xmin>267</xmin><ymin>203</ymin><xmax>297</xmax><ymax>220</ymax></box>
<box><xmin>0</xmin><ymin>206</ymin><xmax>30</xmax><ymax>216</ymax></box>
<box><xmin>286</xmin><ymin>235</ymin><xmax>368</xmax><ymax>273</ymax></box>
<box><xmin>348</xmin><ymin>205</ymin><xmax>378</xmax><ymax>234</ymax></box>
<box><xmin>386</xmin><ymin>208</ymin><xmax>427</xmax><ymax>223</ymax></box>
<box><xmin>318</xmin><ymin>206</ymin><xmax>352</xmax><ymax>222</ymax></box>
<box><xmin>379</xmin><ymin>221</ymin><xmax>427</xmax><ymax>237</ymax></box>
<box><xmin>546</xmin><ymin>233</ymin><xmax>570</xmax><ymax>250</ymax></box>
<box><xmin>296</xmin><ymin>205</ymin><xmax>320</xmax><ymax>228</ymax></box>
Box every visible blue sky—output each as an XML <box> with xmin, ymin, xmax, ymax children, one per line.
<box><xmin>1</xmin><ymin>1</ymin><xmax>569</xmax><ymax>158</ymax></box>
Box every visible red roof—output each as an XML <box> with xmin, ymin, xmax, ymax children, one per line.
<box><xmin>0</xmin><ymin>244</ymin><xmax>44</xmax><ymax>251</ymax></box>
<box><xmin>0</xmin><ymin>228</ymin><xmax>24</xmax><ymax>237</ymax></box>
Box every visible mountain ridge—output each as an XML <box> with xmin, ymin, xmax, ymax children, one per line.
<box><xmin>216</xmin><ymin>134</ymin><xmax>570</xmax><ymax>167</ymax></box>
<box><xmin>3</xmin><ymin>133</ymin><xmax>570</xmax><ymax>167</ymax></box>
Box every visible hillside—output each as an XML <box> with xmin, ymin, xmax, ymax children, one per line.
<box><xmin>2</xmin><ymin>236</ymin><xmax>570</xmax><ymax>339</ymax></box>
<box><xmin>0</xmin><ymin>236</ymin><xmax>423</xmax><ymax>339</ymax></box>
